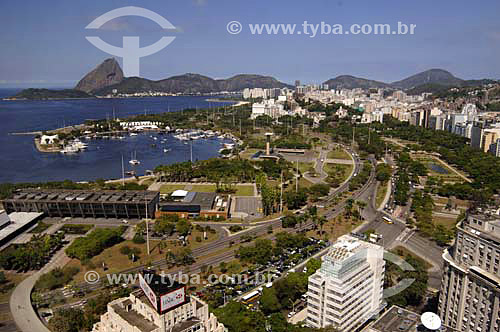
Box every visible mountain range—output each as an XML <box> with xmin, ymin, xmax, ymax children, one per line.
<box><xmin>75</xmin><ymin>58</ymin><xmax>293</xmax><ymax>95</ymax></box>
<box><xmin>8</xmin><ymin>58</ymin><xmax>497</xmax><ymax>100</ymax></box>
<box><xmin>323</xmin><ymin>68</ymin><xmax>496</xmax><ymax>93</ymax></box>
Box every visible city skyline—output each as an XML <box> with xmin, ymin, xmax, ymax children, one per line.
<box><xmin>1</xmin><ymin>0</ymin><xmax>500</xmax><ymax>85</ymax></box>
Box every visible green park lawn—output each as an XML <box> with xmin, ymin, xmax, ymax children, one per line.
<box><xmin>327</xmin><ymin>148</ymin><xmax>351</xmax><ymax>160</ymax></box>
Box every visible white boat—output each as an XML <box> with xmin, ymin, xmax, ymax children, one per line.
<box><xmin>163</xmin><ymin>148</ymin><xmax>170</xmax><ymax>153</ymax></box>
<box><xmin>60</xmin><ymin>145</ymin><xmax>79</xmax><ymax>154</ymax></box>
<box><xmin>130</xmin><ymin>133</ymin><xmax>138</xmax><ymax>137</ymax></box>
<box><xmin>129</xmin><ymin>151</ymin><xmax>140</xmax><ymax>165</ymax></box>
<box><xmin>72</xmin><ymin>139</ymin><xmax>88</xmax><ymax>150</ymax></box>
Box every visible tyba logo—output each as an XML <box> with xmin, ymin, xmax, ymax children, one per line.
<box><xmin>85</xmin><ymin>6</ymin><xmax>176</xmax><ymax>77</ymax></box>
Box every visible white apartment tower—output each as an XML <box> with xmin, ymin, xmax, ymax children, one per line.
<box><xmin>438</xmin><ymin>212</ymin><xmax>500</xmax><ymax>332</ymax></box>
<box><xmin>306</xmin><ymin>235</ymin><xmax>385</xmax><ymax>331</ymax></box>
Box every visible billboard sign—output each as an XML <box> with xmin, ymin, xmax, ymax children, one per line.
<box><xmin>139</xmin><ymin>273</ymin><xmax>158</xmax><ymax>310</ymax></box>
<box><xmin>160</xmin><ymin>287</ymin><xmax>185</xmax><ymax>312</ymax></box>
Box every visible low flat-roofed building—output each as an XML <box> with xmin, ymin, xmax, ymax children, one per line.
<box><xmin>0</xmin><ymin>210</ymin><xmax>10</xmax><ymax>230</ymax></box>
<box><xmin>0</xmin><ymin>210</ymin><xmax>44</xmax><ymax>246</ymax></box>
<box><xmin>362</xmin><ymin>305</ymin><xmax>457</xmax><ymax>332</ymax></box>
<box><xmin>156</xmin><ymin>192</ymin><xmax>230</xmax><ymax>219</ymax></box>
<box><xmin>92</xmin><ymin>270</ymin><xmax>226</xmax><ymax>332</ymax></box>
<box><xmin>1</xmin><ymin>189</ymin><xmax>159</xmax><ymax>219</ymax></box>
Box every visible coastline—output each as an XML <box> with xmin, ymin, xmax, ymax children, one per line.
<box><xmin>206</xmin><ymin>98</ymin><xmax>249</xmax><ymax>107</ymax></box>
<box><xmin>3</xmin><ymin>94</ymin><xmax>245</xmax><ymax>102</ymax></box>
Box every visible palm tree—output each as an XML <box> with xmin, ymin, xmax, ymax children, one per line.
<box><xmin>318</xmin><ymin>216</ymin><xmax>327</xmax><ymax>236</ymax></box>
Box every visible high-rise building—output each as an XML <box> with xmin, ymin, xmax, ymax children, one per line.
<box><xmin>489</xmin><ymin>138</ymin><xmax>500</xmax><ymax>157</ymax></box>
<box><xmin>438</xmin><ymin>212</ymin><xmax>500</xmax><ymax>332</ymax></box>
<box><xmin>92</xmin><ymin>270</ymin><xmax>226</xmax><ymax>332</ymax></box>
<box><xmin>306</xmin><ymin>235</ymin><xmax>385</xmax><ymax>331</ymax></box>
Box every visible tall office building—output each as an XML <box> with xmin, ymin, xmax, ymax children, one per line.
<box><xmin>306</xmin><ymin>235</ymin><xmax>385</xmax><ymax>331</ymax></box>
<box><xmin>438</xmin><ymin>212</ymin><xmax>500</xmax><ymax>332</ymax></box>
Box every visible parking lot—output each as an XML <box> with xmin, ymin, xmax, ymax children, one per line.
<box><xmin>230</xmin><ymin>196</ymin><xmax>263</xmax><ymax>220</ymax></box>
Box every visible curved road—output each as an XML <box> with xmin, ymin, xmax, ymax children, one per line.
<box><xmin>10</xmin><ymin>242</ymin><xmax>72</xmax><ymax>332</ymax></box>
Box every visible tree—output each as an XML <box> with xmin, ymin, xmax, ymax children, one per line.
<box><xmin>375</xmin><ymin>163</ymin><xmax>391</xmax><ymax>182</ymax></box>
<box><xmin>176</xmin><ymin>219</ymin><xmax>191</xmax><ymax>237</ymax></box>
<box><xmin>317</xmin><ymin>216</ymin><xmax>327</xmax><ymax>236</ymax></box>
<box><xmin>176</xmin><ymin>248</ymin><xmax>195</xmax><ymax>266</ymax></box>
<box><xmin>154</xmin><ymin>219</ymin><xmax>176</xmax><ymax>236</ymax></box>
<box><xmin>259</xmin><ymin>287</ymin><xmax>281</xmax><ymax>315</ymax></box>
<box><xmin>219</xmin><ymin>261</ymin><xmax>228</xmax><ymax>273</ymax></box>
<box><xmin>214</xmin><ymin>301</ymin><xmax>267</xmax><ymax>332</ymax></box>
<box><xmin>48</xmin><ymin>308</ymin><xmax>86</xmax><ymax>332</ymax></box>
<box><xmin>306</xmin><ymin>258</ymin><xmax>321</xmax><ymax>276</ymax></box>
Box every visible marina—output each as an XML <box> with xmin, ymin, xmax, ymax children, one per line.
<box><xmin>0</xmin><ymin>90</ymin><xmax>236</xmax><ymax>183</ymax></box>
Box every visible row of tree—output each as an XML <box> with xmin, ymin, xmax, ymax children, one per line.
<box><xmin>0</xmin><ymin>233</ymin><xmax>64</xmax><ymax>271</ymax></box>
<box><xmin>65</xmin><ymin>227</ymin><xmax>125</xmax><ymax>261</ymax></box>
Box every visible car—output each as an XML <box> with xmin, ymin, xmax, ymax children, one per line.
<box><xmin>122</xmin><ymin>219</ymin><xmax>128</xmax><ymax>224</ymax></box>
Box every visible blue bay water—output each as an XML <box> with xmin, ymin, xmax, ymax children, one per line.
<box><xmin>0</xmin><ymin>89</ymin><xmax>233</xmax><ymax>183</ymax></box>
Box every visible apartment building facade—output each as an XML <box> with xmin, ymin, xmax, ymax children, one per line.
<box><xmin>438</xmin><ymin>212</ymin><xmax>500</xmax><ymax>332</ymax></box>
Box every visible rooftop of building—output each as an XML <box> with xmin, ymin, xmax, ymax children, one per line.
<box><xmin>462</xmin><ymin>211</ymin><xmax>500</xmax><ymax>243</ymax></box>
<box><xmin>3</xmin><ymin>188</ymin><xmax>159</xmax><ymax>204</ymax></box>
<box><xmin>0</xmin><ymin>211</ymin><xmax>44</xmax><ymax>243</ymax></box>
<box><xmin>182</xmin><ymin>192</ymin><xmax>216</xmax><ymax>210</ymax></box>
<box><xmin>111</xmin><ymin>298</ymin><xmax>159</xmax><ymax>332</ymax></box>
<box><xmin>159</xmin><ymin>191</ymin><xmax>228</xmax><ymax>213</ymax></box>
<box><xmin>171</xmin><ymin>318</ymin><xmax>202</xmax><ymax>332</ymax></box>
<box><xmin>363</xmin><ymin>306</ymin><xmax>457</xmax><ymax>332</ymax></box>
<box><xmin>325</xmin><ymin>235</ymin><xmax>379</xmax><ymax>263</ymax></box>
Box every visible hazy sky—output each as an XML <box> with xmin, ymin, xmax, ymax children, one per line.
<box><xmin>1</xmin><ymin>0</ymin><xmax>499</xmax><ymax>86</ymax></box>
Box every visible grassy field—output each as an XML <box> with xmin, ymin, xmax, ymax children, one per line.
<box><xmin>432</xmin><ymin>196</ymin><xmax>469</xmax><ymax>208</ymax></box>
<box><xmin>306</xmin><ymin>215</ymin><xmax>361</xmax><ymax>241</ymax></box>
<box><xmin>432</xmin><ymin>215</ymin><xmax>459</xmax><ymax>229</ymax></box>
<box><xmin>297</xmin><ymin>162</ymin><xmax>314</xmax><ymax>174</ymax></box>
<box><xmin>392</xmin><ymin>246</ymin><xmax>432</xmax><ymax>270</ymax></box>
<box><xmin>65</xmin><ymin>239</ymin><xmax>163</xmax><ymax>283</ymax></box>
<box><xmin>60</xmin><ymin>224</ymin><xmax>93</xmax><ymax>234</ymax></box>
<box><xmin>327</xmin><ymin>148</ymin><xmax>350</xmax><ymax>160</ymax></box>
<box><xmin>234</xmin><ymin>185</ymin><xmax>255</xmax><ymax>196</ymax></box>
<box><xmin>160</xmin><ymin>183</ymin><xmax>253</xmax><ymax>195</ymax></box>
<box><xmin>159</xmin><ymin>184</ymin><xmax>188</xmax><ymax>194</ymax></box>
<box><xmin>375</xmin><ymin>181</ymin><xmax>389</xmax><ymax>209</ymax></box>
<box><xmin>29</xmin><ymin>221</ymin><xmax>51</xmax><ymax>233</ymax></box>
<box><xmin>324</xmin><ymin>163</ymin><xmax>353</xmax><ymax>183</ymax></box>
<box><xmin>66</xmin><ymin>228</ymin><xmax>218</xmax><ymax>283</ymax></box>
<box><xmin>298</xmin><ymin>177</ymin><xmax>314</xmax><ymax>188</ymax></box>
<box><xmin>412</xmin><ymin>153</ymin><xmax>469</xmax><ymax>183</ymax></box>
<box><xmin>186</xmin><ymin>184</ymin><xmax>217</xmax><ymax>192</ymax></box>
<box><xmin>239</xmin><ymin>148</ymin><xmax>260</xmax><ymax>159</ymax></box>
